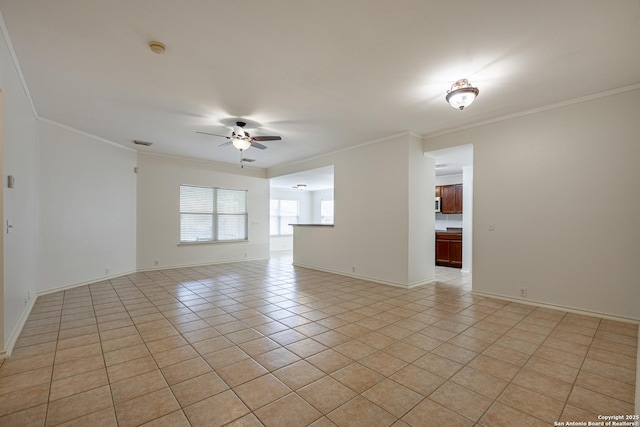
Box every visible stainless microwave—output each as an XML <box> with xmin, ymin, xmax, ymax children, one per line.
<box><xmin>435</xmin><ymin>197</ymin><xmax>441</xmax><ymax>213</ymax></box>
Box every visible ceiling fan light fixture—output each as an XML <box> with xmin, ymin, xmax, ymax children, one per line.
<box><xmin>232</xmin><ymin>137</ymin><xmax>251</xmax><ymax>151</ymax></box>
<box><xmin>293</xmin><ymin>184</ymin><xmax>307</xmax><ymax>190</ymax></box>
<box><xmin>446</xmin><ymin>79</ymin><xmax>479</xmax><ymax>110</ymax></box>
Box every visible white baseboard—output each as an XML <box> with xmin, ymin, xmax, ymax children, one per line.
<box><xmin>3</xmin><ymin>259</ymin><xmax>269</xmax><ymax>356</ymax></box>
<box><xmin>136</xmin><ymin>257</ymin><xmax>269</xmax><ymax>273</ymax></box>
<box><xmin>292</xmin><ymin>262</ymin><xmax>436</xmax><ymax>289</ymax></box>
<box><xmin>473</xmin><ymin>290</ymin><xmax>640</xmax><ymax>415</ymax></box>
<box><xmin>471</xmin><ymin>290</ymin><xmax>639</xmax><ymax>324</ymax></box>
<box><xmin>2</xmin><ymin>295</ymin><xmax>37</xmax><ymax>358</ymax></box>
<box><xmin>37</xmin><ymin>269</ymin><xmax>138</xmax><ymax>297</ymax></box>
<box><xmin>636</xmin><ymin>344</ymin><xmax>639</xmax><ymax>416</ymax></box>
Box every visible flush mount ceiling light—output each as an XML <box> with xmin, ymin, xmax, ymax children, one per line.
<box><xmin>293</xmin><ymin>184</ymin><xmax>307</xmax><ymax>190</ymax></box>
<box><xmin>148</xmin><ymin>41</ymin><xmax>166</xmax><ymax>54</ymax></box>
<box><xmin>446</xmin><ymin>79</ymin><xmax>479</xmax><ymax>110</ymax></box>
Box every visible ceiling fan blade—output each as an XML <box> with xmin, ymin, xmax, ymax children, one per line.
<box><xmin>251</xmin><ymin>142</ymin><xmax>268</xmax><ymax>150</ymax></box>
<box><xmin>251</xmin><ymin>135</ymin><xmax>281</xmax><ymax>142</ymax></box>
<box><xmin>197</xmin><ymin>131</ymin><xmax>230</xmax><ymax>139</ymax></box>
<box><xmin>218</xmin><ymin>141</ymin><xmax>232</xmax><ymax>148</ymax></box>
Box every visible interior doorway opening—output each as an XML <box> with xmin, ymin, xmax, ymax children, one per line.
<box><xmin>425</xmin><ymin>144</ymin><xmax>473</xmax><ymax>274</ymax></box>
<box><xmin>268</xmin><ymin>165</ymin><xmax>334</xmax><ymax>254</ymax></box>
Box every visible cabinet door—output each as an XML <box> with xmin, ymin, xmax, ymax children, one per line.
<box><xmin>449</xmin><ymin>240</ymin><xmax>463</xmax><ymax>267</ymax></box>
<box><xmin>454</xmin><ymin>184</ymin><xmax>463</xmax><ymax>213</ymax></box>
<box><xmin>435</xmin><ymin>186</ymin><xmax>441</xmax><ymax>197</ymax></box>
<box><xmin>441</xmin><ymin>185</ymin><xmax>456</xmax><ymax>214</ymax></box>
<box><xmin>435</xmin><ymin>239</ymin><xmax>450</xmax><ymax>265</ymax></box>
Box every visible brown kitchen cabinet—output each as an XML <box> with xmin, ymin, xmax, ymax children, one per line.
<box><xmin>439</xmin><ymin>184</ymin><xmax>463</xmax><ymax>214</ymax></box>
<box><xmin>435</xmin><ymin>232</ymin><xmax>462</xmax><ymax>268</ymax></box>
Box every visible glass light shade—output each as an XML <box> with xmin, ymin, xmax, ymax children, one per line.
<box><xmin>446</xmin><ymin>79</ymin><xmax>479</xmax><ymax>110</ymax></box>
<box><xmin>232</xmin><ymin>137</ymin><xmax>252</xmax><ymax>151</ymax></box>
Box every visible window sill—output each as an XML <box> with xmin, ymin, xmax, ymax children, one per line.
<box><xmin>178</xmin><ymin>240</ymin><xmax>249</xmax><ymax>246</ymax></box>
<box><xmin>290</xmin><ymin>224</ymin><xmax>334</xmax><ymax>227</ymax></box>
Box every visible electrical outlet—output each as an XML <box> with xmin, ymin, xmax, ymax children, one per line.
<box><xmin>105</xmin><ymin>267</ymin><xmax>110</xmax><ymax>275</ymax></box>
<box><xmin>352</xmin><ymin>266</ymin><xmax>356</xmax><ymax>273</ymax></box>
<box><xmin>154</xmin><ymin>260</ymin><xmax>159</xmax><ymax>266</ymax></box>
<box><xmin>488</xmin><ymin>223</ymin><xmax>495</xmax><ymax>231</ymax></box>
<box><xmin>519</xmin><ymin>287</ymin><xmax>527</xmax><ymax>297</ymax></box>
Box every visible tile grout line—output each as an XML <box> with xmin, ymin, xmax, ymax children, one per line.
<box><xmin>558</xmin><ymin>315</ymin><xmax>601</xmax><ymax>421</ymax></box>
<box><xmin>474</xmin><ymin>307</ymin><xmax>570</xmax><ymax>425</ymax></box>
<box><xmin>2</xmin><ymin>260</ymin><xmax>635</xmax><ymax>426</ymax></box>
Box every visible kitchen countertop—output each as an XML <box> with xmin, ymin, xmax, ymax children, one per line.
<box><xmin>436</xmin><ymin>228</ymin><xmax>463</xmax><ymax>234</ymax></box>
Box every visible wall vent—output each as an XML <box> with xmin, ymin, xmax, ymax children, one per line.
<box><xmin>133</xmin><ymin>140</ymin><xmax>153</xmax><ymax>146</ymax></box>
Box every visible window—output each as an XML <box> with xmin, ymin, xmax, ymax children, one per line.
<box><xmin>321</xmin><ymin>200</ymin><xmax>334</xmax><ymax>224</ymax></box>
<box><xmin>180</xmin><ymin>185</ymin><xmax>248</xmax><ymax>243</ymax></box>
<box><xmin>270</xmin><ymin>200</ymin><xmax>299</xmax><ymax>236</ymax></box>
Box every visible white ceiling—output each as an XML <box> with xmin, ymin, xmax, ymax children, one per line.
<box><xmin>270</xmin><ymin>165</ymin><xmax>334</xmax><ymax>191</ymax></box>
<box><xmin>427</xmin><ymin>145</ymin><xmax>473</xmax><ymax>177</ymax></box>
<box><xmin>1</xmin><ymin>1</ymin><xmax>639</xmax><ymax>169</ymax></box>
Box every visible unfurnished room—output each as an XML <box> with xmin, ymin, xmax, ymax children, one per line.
<box><xmin>0</xmin><ymin>1</ymin><xmax>638</xmax><ymax>426</ymax></box>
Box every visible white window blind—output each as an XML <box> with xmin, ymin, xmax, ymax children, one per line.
<box><xmin>180</xmin><ymin>185</ymin><xmax>247</xmax><ymax>243</ymax></box>
<box><xmin>270</xmin><ymin>199</ymin><xmax>298</xmax><ymax>236</ymax></box>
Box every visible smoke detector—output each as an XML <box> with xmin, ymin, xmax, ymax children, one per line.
<box><xmin>148</xmin><ymin>41</ymin><xmax>166</xmax><ymax>54</ymax></box>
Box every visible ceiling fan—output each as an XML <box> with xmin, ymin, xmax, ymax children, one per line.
<box><xmin>197</xmin><ymin>121</ymin><xmax>281</xmax><ymax>151</ymax></box>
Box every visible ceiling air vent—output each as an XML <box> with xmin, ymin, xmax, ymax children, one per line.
<box><xmin>133</xmin><ymin>140</ymin><xmax>153</xmax><ymax>146</ymax></box>
<box><xmin>241</xmin><ymin>158</ymin><xmax>256</xmax><ymax>163</ymax></box>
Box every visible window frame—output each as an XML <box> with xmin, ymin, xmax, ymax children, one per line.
<box><xmin>270</xmin><ymin>199</ymin><xmax>299</xmax><ymax>236</ymax></box>
<box><xmin>179</xmin><ymin>184</ymin><xmax>248</xmax><ymax>244</ymax></box>
<box><xmin>320</xmin><ymin>199</ymin><xmax>334</xmax><ymax>225</ymax></box>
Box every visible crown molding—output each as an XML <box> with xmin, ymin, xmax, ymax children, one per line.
<box><xmin>424</xmin><ymin>83</ymin><xmax>640</xmax><ymax>140</ymax></box>
<box><xmin>0</xmin><ymin>10</ymin><xmax>38</xmax><ymax>118</ymax></box>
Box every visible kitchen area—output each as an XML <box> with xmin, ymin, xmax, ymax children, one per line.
<box><xmin>435</xmin><ymin>183</ymin><xmax>463</xmax><ymax>268</ymax></box>
<box><xmin>429</xmin><ymin>144</ymin><xmax>473</xmax><ymax>273</ymax></box>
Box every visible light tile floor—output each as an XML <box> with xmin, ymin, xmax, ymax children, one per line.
<box><xmin>0</xmin><ymin>254</ymin><xmax>637</xmax><ymax>426</ymax></box>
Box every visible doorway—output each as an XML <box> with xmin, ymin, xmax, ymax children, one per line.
<box><xmin>0</xmin><ymin>90</ymin><xmax>5</xmax><ymax>352</ymax></box>
<box><xmin>426</xmin><ymin>144</ymin><xmax>473</xmax><ymax>274</ymax></box>
<box><xmin>268</xmin><ymin>165</ymin><xmax>334</xmax><ymax>253</ymax></box>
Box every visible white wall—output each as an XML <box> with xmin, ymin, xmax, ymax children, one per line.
<box><xmin>270</xmin><ymin>187</ymin><xmax>312</xmax><ymax>252</ymax></box>
<box><xmin>408</xmin><ymin>133</ymin><xmax>435</xmax><ymax>285</ymax></box>
<box><xmin>436</xmin><ymin>174</ymin><xmax>463</xmax><ymax>186</ymax></box>
<box><xmin>1</xmin><ymin>21</ymin><xmax>39</xmax><ymax>351</ymax></box>
<box><xmin>273</xmin><ymin>133</ymin><xmax>435</xmax><ymax>287</ymax></box>
<box><xmin>37</xmin><ymin>121</ymin><xmax>137</xmax><ymax>293</ymax></box>
<box><xmin>435</xmin><ymin>214</ymin><xmax>462</xmax><ymax>231</ymax></box>
<box><xmin>462</xmin><ymin>166</ymin><xmax>473</xmax><ymax>272</ymax></box>
<box><xmin>137</xmin><ymin>153</ymin><xmax>270</xmax><ymax>269</ymax></box>
<box><xmin>424</xmin><ymin>89</ymin><xmax>640</xmax><ymax>320</ymax></box>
